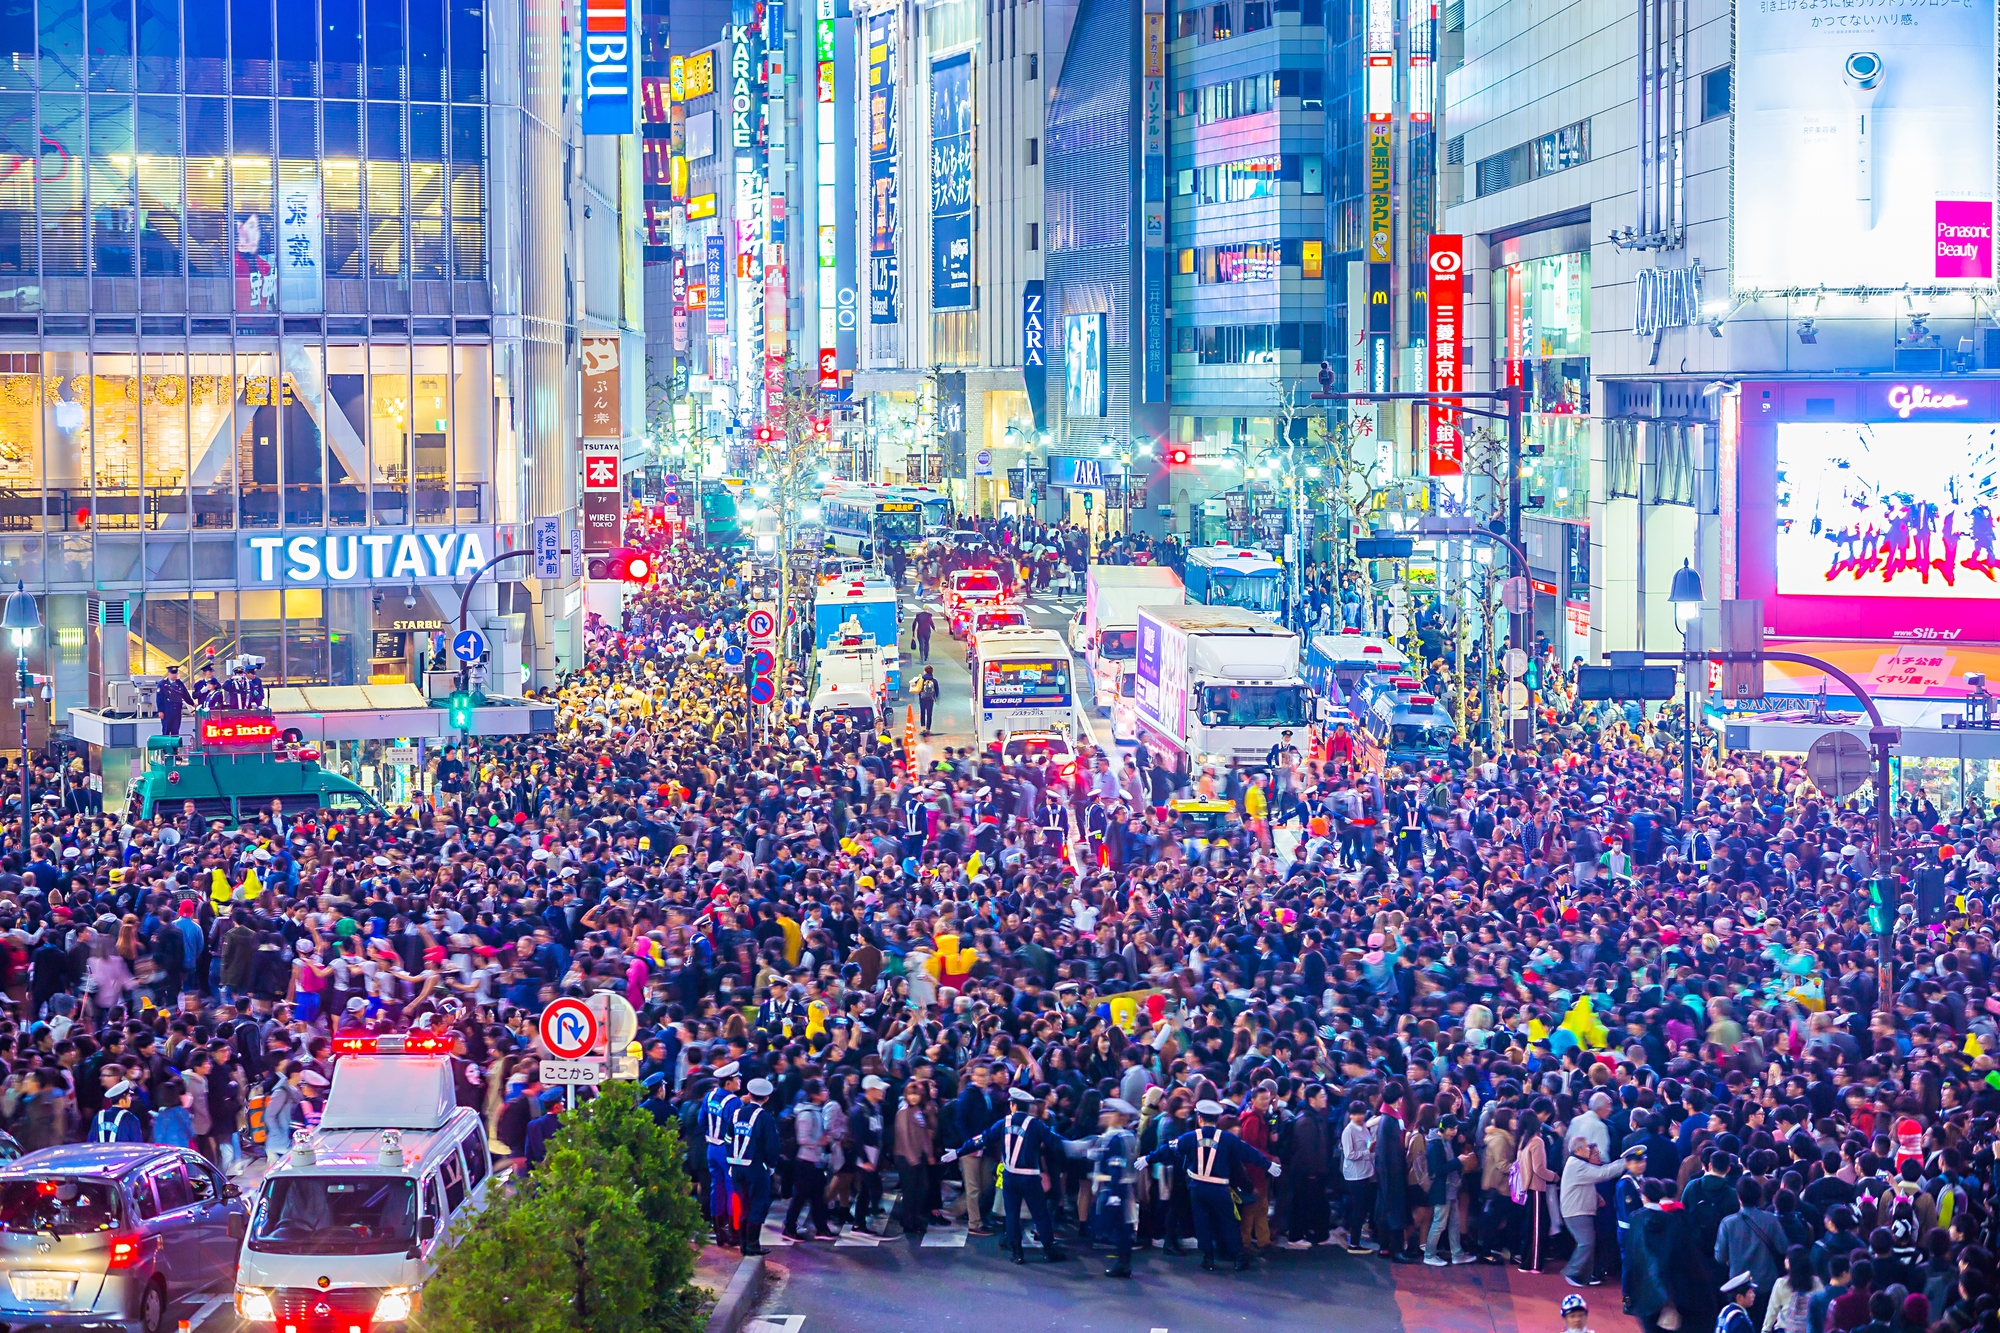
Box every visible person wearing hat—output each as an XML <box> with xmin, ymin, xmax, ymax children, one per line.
<box><xmin>91</xmin><ymin>1080</ymin><xmax>145</xmax><ymax>1144</ymax></box>
<box><xmin>728</xmin><ymin>1078</ymin><xmax>784</xmax><ymax>1256</ymax></box>
<box><xmin>1718</xmin><ymin>1272</ymin><xmax>1759</xmax><ymax>1333</ymax></box>
<box><xmin>1061</xmin><ymin>1096</ymin><xmax>1144</xmax><ymax>1278</ymax></box>
<box><xmin>637</xmin><ymin>1070</ymin><xmax>674</xmax><ymax>1129</ymax></box>
<box><xmin>1146</xmin><ymin>1097</ymin><xmax>1280</xmax><ymax>1272</ymax></box>
<box><xmin>1560</xmin><ymin>1292</ymin><xmax>1594</xmax><ymax>1333</ymax></box>
<box><xmin>192</xmin><ymin>660</ymin><xmax>224</xmax><ymax>709</ymax></box>
<box><xmin>942</xmin><ymin>1085</ymin><xmax>1072</xmax><ymax>1264</ymax></box>
<box><xmin>702</xmin><ymin>1062</ymin><xmax>745</xmax><ymax>1246</ymax></box>
<box><xmin>155</xmin><ymin>665</ymin><xmax>194</xmax><ymax>737</ymax></box>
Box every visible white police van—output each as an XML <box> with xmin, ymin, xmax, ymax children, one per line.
<box><xmin>233</xmin><ymin>1034</ymin><xmax>494</xmax><ymax>1331</ymax></box>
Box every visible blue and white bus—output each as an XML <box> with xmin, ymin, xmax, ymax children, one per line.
<box><xmin>882</xmin><ymin>484</ymin><xmax>954</xmax><ymax>535</ymax></box>
<box><xmin>975</xmin><ymin>627</ymin><xmax>1075</xmax><ymax>745</ymax></box>
<box><xmin>1184</xmin><ymin>544</ymin><xmax>1285</xmax><ymax>618</ymax></box>
<box><xmin>822</xmin><ymin>489</ymin><xmax>925</xmax><ymax>560</ymax></box>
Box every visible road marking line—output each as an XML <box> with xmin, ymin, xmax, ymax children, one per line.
<box><xmin>747</xmin><ymin>1317</ymin><xmax>807</xmax><ymax>1333</ymax></box>
<box><xmin>834</xmin><ymin>1229</ymin><xmax>884</xmax><ymax>1247</ymax></box>
<box><xmin>187</xmin><ymin>1296</ymin><xmax>234</xmax><ymax>1330</ymax></box>
<box><xmin>920</xmin><ymin>1227</ymin><xmax>969</xmax><ymax>1247</ymax></box>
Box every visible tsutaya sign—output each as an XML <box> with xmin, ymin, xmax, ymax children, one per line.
<box><xmin>244</xmin><ymin>528</ymin><xmax>496</xmax><ymax>585</ymax></box>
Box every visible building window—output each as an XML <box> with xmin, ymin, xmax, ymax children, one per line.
<box><xmin>1026</xmin><ymin>137</ymin><xmax>1037</xmax><ymax>165</ymax></box>
<box><xmin>1243</xmin><ymin>1</ymin><xmax>1267</xmax><ymax>30</ymax></box>
<box><xmin>1606</xmin><ymin>421</ymin><xmax>1640</xmax><ymax>498</ymax></box>
<box><xmin>1302</xmin><ymin>239</ymin><xmax>1322</xmax><ymax>279</ymax></box>
<box><xmin>1026</xmin><ymin>52</ymin><xmax>1037</xmax><ymax>79</ymax></box>
<box><xmin>1176</xmin><ymin>9</ymin><xmax>1199</xmax><ymax>36</ymax></box>
<box><xmin>1701</xmin><ymin>66</ymin><xmax>1731</xmax><ymax>121</ymax></box>
<box><xmin>1211</xmin><ymin>4</ymin><xmax>1232</xmax><ymax>38</ymax></box>
<box><xmin>1301</xmin><ymin>153</ymin><xmax>1323</xmax><ymax>195</ymax></box>
<box><xmin>1178</xmin><ymin>322</ymin><xmax>1324</xmax><ymax>364</ymax></box>
<box><xmin>1473</xmin><ymin>118</ymin><xmax>1589</xmax><ymax>197</ymax></box>
<box><xmin>1026</xmin><ymin>222</ymin><xmax>1038</xmax><ymax>251</ymax></box>
<box><xmin>1184</xmin><ymin>155</ymin><xmax>1280</xmax><ymax>204</ymax></box>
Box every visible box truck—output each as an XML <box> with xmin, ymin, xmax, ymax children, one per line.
<box><xmin>1133</xmin><ymin>605</ymin><xmax>1309</xmax><ymax>782</ymax></box>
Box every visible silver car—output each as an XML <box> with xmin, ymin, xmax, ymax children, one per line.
<box><xmin>0</xmin><ymin>1145</ymin><xmax>248</xmax><ymax>1333</ymax></box>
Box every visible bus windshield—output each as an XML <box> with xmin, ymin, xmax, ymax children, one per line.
<box><xmin>982</xmin><ymin>658</ymin><xmax>1072</xmax><ymax>709</ymax></box>
<box><xmin>876</xmin><ymin>505</ymin><xmax>923</xmax><ymax>540</ymax></box>
<box><xmin>1391</xmin><ymin>722</ymin><xmax>1451</xmax><ymax>750</ymax></box>
<box><xmin>1200</xmin><ymin>684</ymin><xmax>1309</xmax><ymax>727</ymax></box>
<box><xmin>1097</xmin><ymin>629</ymin><xmax>1137</xmax><ymax>658</ymax></box>
<box><xmin>1210</xmin><ymin>573</ymin><xmax>1281</xmax><ymax>613</ymax></box>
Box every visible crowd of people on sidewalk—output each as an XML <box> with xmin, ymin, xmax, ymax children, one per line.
<box><xmin>3</xmin><ymin>517</ymin><xmax>1999</xmax><ymax>1333</ymax></box>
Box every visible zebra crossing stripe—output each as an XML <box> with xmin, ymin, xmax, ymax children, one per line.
<box><xmin>919</xmin><ymin>1227</ymin><xmax>969</xmax><ymax>1247</ymax></box>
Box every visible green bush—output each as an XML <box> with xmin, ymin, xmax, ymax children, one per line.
<box><xmin>415</xmin><ymin>1085</ymin><xmax>711</xmax><ymax>1333</ymax></box>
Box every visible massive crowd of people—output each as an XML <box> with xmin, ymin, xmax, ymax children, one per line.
<box><xmin>1</xmin><ymin>520</ymin><xmax>1997</xmax><ymax>1333</ymax></box>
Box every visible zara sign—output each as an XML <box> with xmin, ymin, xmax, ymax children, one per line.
<box><xmin>244</xmin><ymin>528</ymin><xmax>495</xmax><ymax>586</ymax></box>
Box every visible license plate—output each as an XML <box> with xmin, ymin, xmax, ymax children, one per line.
<box><xmin>11</xmin><ymin>1275</ymin><xmax>74</xmax><ymax>1302</ymax></box>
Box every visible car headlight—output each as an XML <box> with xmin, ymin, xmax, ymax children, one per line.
<box><xmin>236</xmin><ymin>1287</ymin><xmax>274</xmax><ymax>1321</ymax></box>
<box><xmin>374</xmin><ymin>1287</ymin><xmax>419</xmax><ymax>1322</ymax></box>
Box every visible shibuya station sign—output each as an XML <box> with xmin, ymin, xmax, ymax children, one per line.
<box><xmin>243</xmin><ymin>528</ymin><xmax>497</xmax><ymax>586</ymax></box>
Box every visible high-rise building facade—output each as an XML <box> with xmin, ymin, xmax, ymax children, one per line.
<box><xmin>0</xmin><ymin>0</ymin><xmax>643</xmax><ymax>727</ymax></box>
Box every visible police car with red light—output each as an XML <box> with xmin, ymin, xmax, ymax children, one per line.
<box><xmin>233</xmin><ymin>1034</ymin><xmax>493</xmax><ymax>1332</ymax></box>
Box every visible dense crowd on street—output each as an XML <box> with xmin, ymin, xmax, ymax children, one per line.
<box><xmin>0</xmin><ymin>517</ymin><xmax>1996</xmax><ymax>1333</ymax></box>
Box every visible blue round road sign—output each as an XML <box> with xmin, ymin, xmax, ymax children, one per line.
<box><xmin>452</xmin><ymin>629</ymin><xmax>488</xmax><ymax>662</ymax></box>
<box><xmin>723</xmin><ymin>645</ymin><xmax>745</xmax><ymax>667</ymax></box>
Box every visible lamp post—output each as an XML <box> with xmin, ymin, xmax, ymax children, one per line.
<box><xmin>1</xmin><ymin>581</ymin><xmax>39</xmax><ymax>862</ymax></box>
<box><xmin>1669</xmin><ymin>558</ymin><xmax>1705</xmax><ymax>816</ymax></box>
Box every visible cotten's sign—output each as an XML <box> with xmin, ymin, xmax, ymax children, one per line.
<box><xmin>245</xmin><ymin>529</ymin><xmax>495</xmax><ymax>585</ymax></box>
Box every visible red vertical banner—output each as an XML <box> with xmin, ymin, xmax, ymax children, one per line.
<box><xmin>1427</xmin><ymin>234</ymin><xmax>1464</xmax><ymax>476</ymax></box>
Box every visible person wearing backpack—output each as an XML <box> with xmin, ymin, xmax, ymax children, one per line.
<box><xmin>1682</xmin><ymin>1149</ymin><xmax>1743</xmax><ymax>1332</ymax></box>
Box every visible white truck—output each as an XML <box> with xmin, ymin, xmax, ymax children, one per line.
<box><xmin>812</xmin><ymin>618</ymin><xmax>889</xmax><ymax>727</ymax></box>
<box><xmin>1132</xmin><ymin>604</ymin><xmax>1311</xmax><ymax>783</ymax></box>
<box><xmin>1070</xmin><ymin>565</ymin><xmax>1186</xmax><ymax>713</ymax></box>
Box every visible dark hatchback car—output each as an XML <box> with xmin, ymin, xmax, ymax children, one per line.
<box><xmin>0</xmin><ymin>1145</ymin><xmax>247</xmax><ymax>1333</ymax></box>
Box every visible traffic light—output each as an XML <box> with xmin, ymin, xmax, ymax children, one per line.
<box><xmin>447</xmin><ymin>690</ymin><xmax>474</xmax><ymax>730</ymax></box>
<box><xmin>812</xmin><ymin>416</ymin><xmax>831</xmax><ymax>445</ymax></box>
<box><xmin>1868</xmin><ymin>877</ymin><xmax>1893</xmax><ymax>935</ymax></box>
<box><xmin>608</xmin><ymin>547</ymin><xmax>654</xmax><ymax>583</ymax></box>
<box><xmin>1523</xmin><ymin>658</ymin><xmax>1543</xmax><ymax>692</ymax></box>
<box><xmin>1166</xmin><ymin>445</ymin><xmax>1192</xmax><ymax>466</ymax></box>
<box><xmin>754</xmin><ymin>424</ymin><xmax>775</xmax><ymax>446</ymax></box>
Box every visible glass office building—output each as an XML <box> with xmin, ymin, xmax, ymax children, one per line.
<box><xmin>0</xmin><ymin>0</ymin><xmax>594</xmax><ymax>706</ymax></box>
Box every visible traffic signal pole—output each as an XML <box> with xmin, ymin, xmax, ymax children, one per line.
<box><xmin>1633</xmin><ymin>645</ymin><xmax>1902</xmax><ymax>1017</ymax></box>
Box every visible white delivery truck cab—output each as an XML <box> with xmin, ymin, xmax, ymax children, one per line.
<box><xmin>1072</xmin><ymin>565</ymin><xmax>1185</xmax><ymax>712</ymax></box>
<box><xmin>234</xmin><ymin>1033</ymin><xmax>494</xmax><ymax>1331</ymax></box>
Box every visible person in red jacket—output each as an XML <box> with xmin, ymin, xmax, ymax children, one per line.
<box><xmin>1237</xmin><ymin>1082</ymin><xmax>1278</xmax><ymax>1254</ymax></box>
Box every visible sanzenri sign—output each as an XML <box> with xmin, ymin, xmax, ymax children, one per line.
<box><xmin>244</xmin><ymin>528</ymin><xmax>498</xmax><ymax>585</ymax></box>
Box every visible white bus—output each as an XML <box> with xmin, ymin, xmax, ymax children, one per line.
<box><xmin>974</xmin><ymin>627</ymin><xmax>1076</xmax><ymax>745</ymax></box>
<box><xmin>822</xmin><ymin>489</ymin><xmax>924</xmax><ymax>560</ymax></box>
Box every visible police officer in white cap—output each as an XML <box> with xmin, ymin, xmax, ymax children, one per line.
<box><xmin>1058</xmin><ymin>1096</ymin><xmax>1143</xmax><ymax>1277</ymax></box>
<box><xmin>1718</xmin><ymin>1273</ymin><xmax>1758</xmax><ymax>1333</ymax></box>
<box><xmin>729</xmin><ymin>1078</ymin><xmax>784</xmax><ymax>1255</ymax></box>
<box><xmin>702</xmin><ymin>1061</ymin><xmax>745</xmax><ymax>1246</ymax></box>
<box><xmin>943</xmin><ymin>1086</ymin><xmax>1072</xmax><ymax>1263</ymax></box>
<box><xmin>1145</xmin><ymin>1098</ymin><xmax>1278</xmax><ymax>1271</ymax></box>
<box><xmin>92</xmin><ymin>1081</ymin><xmax>144</xmax><ymax>1143</ymax></box>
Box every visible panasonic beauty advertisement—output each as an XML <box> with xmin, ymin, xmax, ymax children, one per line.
<box><xmin>1732</xmin><ymin>0</ymin><xmax>1997</xmax><ymax>292</ymax></box>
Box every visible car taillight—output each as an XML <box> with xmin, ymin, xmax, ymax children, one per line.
<box><xmin>108</xmin><ymin>1236</ymin><xmax>141</xmax><ymax>1268</ymax></box>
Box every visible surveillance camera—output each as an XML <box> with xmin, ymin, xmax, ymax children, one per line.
<box><xmin>405</xmin><ymin>592</ymin><xmax>418</xmax><ymax>610</ymax></box>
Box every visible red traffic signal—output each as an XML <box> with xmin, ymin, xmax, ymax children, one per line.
<box><xmin>608</xmin><ymin>547</ymin><xmax>653</xmax><ymax>583</ymax></box>
<box><xmin>754</xmin><ymin>424</ymin><xmax>775</xmax><ymax>445</ymax></box>
<box><xmin>1166</xmin><ymin>446</ymin><xmax>1192</xmax><ymax>466</ymax></box>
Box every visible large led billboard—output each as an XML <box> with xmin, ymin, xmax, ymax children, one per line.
<box><xmin>1732</xmin><ymin>0</ymin><xmax>1996</xmax><ymax>291</ymax></box>
<box><xmin>1737</xmin><ymin>379</ymin><xmax>2000</xmax><ymax>643</ymax></box>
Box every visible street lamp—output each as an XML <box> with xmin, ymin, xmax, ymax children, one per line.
<box><xmin>1</xmin><ymin>581</ymin><xmax>38</xmax><ymax>861</ymax></box>
<box><xmin>1669</xmin><ymin>558</ymin><xmax>1705</xmax><ymax>814</ymax></box>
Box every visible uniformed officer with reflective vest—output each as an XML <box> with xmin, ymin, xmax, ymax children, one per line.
<box><xmin>728</xmin><ymin>1077</ymin><xmax>784</xmax><ymax>1256</ymax></box>
<box><xmin>1036</xmin><ymin>792</ymin><xmax>1069</xmax><ymax>856</ymax></box>
<box><xmin>1146</xmin><ymin>1098</ymin><xmax>1279</xmax><ymax>1272</ymax></box>
<box><xmin>702</xmin><ymin>1061</ymin><xmax>745</xmax><ymax>1245</ymax></box>
<box><xmin>943</xmin><ymin>1086</ymin><xmax>1071</xmax><ymax>1263</ymax></box>
<box><xmin>1060</xmin><ymin>1097</ymin><xmax>1143</xmax><ymax>1277</ymax></box>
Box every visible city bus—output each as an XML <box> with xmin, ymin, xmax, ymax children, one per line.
<box><xmin>822</xmin><ymin>488</ymin><xmax>924</xmax><ymax>560</ymax></box>
<box><xmin>974</xmin><ymin>627</ymin><xmax>1075</xmax><ymax>745</ymax></box>
<box><xmin>883</xmin><ymin>484</ymin><xmax>954</xmax><ymax>535</ymax></box>
<box><xmin>1184</xmin><ymin>543</ymin><xmax>1285</xmax><ymax>618</ymax></box>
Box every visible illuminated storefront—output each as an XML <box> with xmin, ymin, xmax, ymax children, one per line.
<box><xmin>1493</xmin><ymin>250</ymin><xmax>1589</xmax><ymax>519</ymax></box>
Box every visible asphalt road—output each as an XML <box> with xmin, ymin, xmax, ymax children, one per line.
<box><xmin>747</xmin><ymin>1232</ymin><xmax>1603</xmax><ymax>1333</ymax></box>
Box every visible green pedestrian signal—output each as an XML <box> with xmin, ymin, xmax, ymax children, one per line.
<box><xmin>1524</xmin><ymin>659</ymin><xmax>1542</xmax><ymax>692</ymax></box>
<box><xmin>1867</xmin><ymin>877</ymin><xmax>1892</xmax><ymax>935</ymax></box>
<box><xmin>448</xmin><ymin>690</ymin><xmax>474</xmax><ymax>730</ymax></box>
